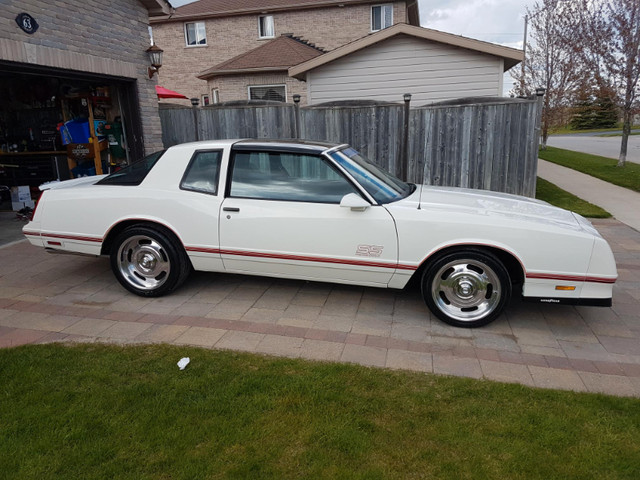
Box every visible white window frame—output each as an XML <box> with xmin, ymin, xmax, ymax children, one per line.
<box><xmin>248</xmin><ymin>84</ymin><xmax>287</xmax><ymax>102</ymax></box>
<box><xmin>211</xmin><ymin>89</ymin><xmax>220</xmax><ymax>104</ymax></box>
<box><xmin>258</xmin><ymin>15</ymin><xmax>275</xmax><ymax>39</ymax></box>
<box><xmin>184</xmin><ymin>21</ymin><xmax>207</xmax><ymax>47</ymax></box>
<box><xmin>371</xmin><ymin>4</ymin><xmax>393</xmax><ymax>32</ymax></box>
<box><xmin>201</xmin><ymin>94</ymin><xmax>210</xmax><ymax>106</ymax></box>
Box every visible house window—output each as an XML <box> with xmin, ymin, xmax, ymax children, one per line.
<box><xmin>185</xmin><ymin>22</ymin><xmax>206</xmax><ymax>46</ymax></box>
<box><xmin>211</xmin><ymin>89</ymin><xmax>220</xmax><ymax>104</ymax></box>
<box><xmin>258</xmin><ymin>15</ymin><xmax>275</xmax><ymax>38</ymax></box>
<box><xmin>202</xmin><ymin>95</ymin><xmax>210</xmax><ymax>106</ymax></box>
<box><xmin>248</xmin><ymin>85</ymin><xmax>286</xmax><ymax>102</ymax></box>
<box><xmin>371</xmin><ymin>4</ymin><xmax>393</xmax><ymax>31</ymax></box>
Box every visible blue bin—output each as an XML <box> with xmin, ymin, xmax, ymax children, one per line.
<box><xmin>63</xmin><ymin>119</ymin><xmax>90</xmax><ymax>144</ymax></box>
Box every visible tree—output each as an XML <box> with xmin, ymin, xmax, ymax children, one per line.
<box><xmin>511</xmin><ymin>0</ymin><xmax>582</xmax><ymax>147</ymax></box>
<box><xmin>567</xmin><ymin>0</ymin><xmax>640</xmax><ymax>166</ymax></box>
<box><xmin>570</xmin><ymin>82</ymin><xmax>619</xmax><ymax>129</ymax></box>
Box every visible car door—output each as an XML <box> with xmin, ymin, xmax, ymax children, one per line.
<box><xmin>218</xmin><ymin>148</ymin><xmax>398</xmax><ymax>286</ymax></box>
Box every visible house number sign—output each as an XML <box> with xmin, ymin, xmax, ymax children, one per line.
<box><xmin>15</xmin><ymin>13</ymin><xmax>39</xmax><ymax>35</ymax></box>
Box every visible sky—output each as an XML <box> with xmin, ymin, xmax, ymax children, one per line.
<box><xmin>169</xmin><ymin>0</ymin><xmax>535</xmax><ymax>93</ymax></box>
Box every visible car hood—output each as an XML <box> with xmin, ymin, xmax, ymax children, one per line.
<box><xmin>396</xmin><ymin>185</ymin><xmax>596</xmax><ymax>234</ymax></box>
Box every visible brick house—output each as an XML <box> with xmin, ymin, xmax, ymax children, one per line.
<box><xmin>0</xmin><ymin>0</ymin><xmax>171</xmax><ymax>192</ymax></box>
<box><xmin>150</xmin><ymin>0</ymin><xmax>420</xmax><ymax>105</ymax></box>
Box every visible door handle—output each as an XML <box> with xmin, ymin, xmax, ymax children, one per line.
<box><xmin>223</xmin><ymin>207</ymin><xmax>240</xmax><ymax>212</ymax></box>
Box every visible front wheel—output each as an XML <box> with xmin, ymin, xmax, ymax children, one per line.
<box><xmin>110</xmin><ymin>225</ymin><xmax>191</xmax><ymax>297</ymax></box>
<box><xmin>421</xmin><ymin>250</ymin><xmax>511</xmax><ymax>328</ymax></box>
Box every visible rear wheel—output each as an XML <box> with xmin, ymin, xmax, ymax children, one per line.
<box><xmin>110</xmin><ymin>225</ymin><xmax>191</xmax><ymax>297</ymax></box>
<box><xmin>421</xmin><ymin>250</ymin><xmax>511</xmax><ymax>328</ymax></box>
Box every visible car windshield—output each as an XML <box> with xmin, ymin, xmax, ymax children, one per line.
<box><xmin>328</xmin><ymin>147</ymin><xmax>413</xmax><ymax>204</ymax></box>
<box><xmin>97</xmin><ymin>150</ymin><xmax>165</xmax><ymax>186</ymax></box>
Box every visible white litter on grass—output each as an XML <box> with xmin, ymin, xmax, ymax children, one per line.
<box><xmin>177</xmin><ymin>357</ymin><xmax>190</xmax><ymax>370</ymax></box>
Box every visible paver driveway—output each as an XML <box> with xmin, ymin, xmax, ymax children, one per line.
<box><xmin>1</xmin><ymin>219</ymin><xmax>639</xmax><ymax>397</ymax></box>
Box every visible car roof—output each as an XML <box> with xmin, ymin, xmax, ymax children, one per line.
<box><xmin>233</xmin><ymin>139</ymin><xmax>339</xmax><ymax>154</ymax></box>
<box><xmin>168</xmin><ymin>139</ymin><xmax>341</xmax><ymax>155</ymax></box>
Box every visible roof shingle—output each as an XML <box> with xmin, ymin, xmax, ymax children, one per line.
<box><xmin>198</xmin><ymin>34</ymin><xmax>324</xmax><ymax>78</ymax></box>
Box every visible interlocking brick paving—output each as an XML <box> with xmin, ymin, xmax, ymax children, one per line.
<box><xmin>1</xmin><ymin>218</ymin><xmax>639</xmax><ymax>397</ymax></box>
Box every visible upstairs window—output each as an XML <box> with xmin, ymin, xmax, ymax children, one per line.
<box><xmin>371</xmin><ymin>4</ymin><xmax>393</xmax><ymax>31</ymax></box>
<box><xmin>185</xmin><ymin>22</ymin><xmax>206</xmax><ymax>46</ymax></box>
<box><xmin>258</xmin><ymin>15</ymin><xmax>275</xmax><ymax>38</ymax></box>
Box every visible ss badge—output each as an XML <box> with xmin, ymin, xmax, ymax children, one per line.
<box><xmin>355</xmin><ymin>244</ymin><xmax>384</xmax><ymax>257</ymax></box>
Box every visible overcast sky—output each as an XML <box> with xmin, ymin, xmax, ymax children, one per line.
<box><xmin>169</xmin><ymin>0</ymin><xmax>534</xmax><ymax>93</ymax></box>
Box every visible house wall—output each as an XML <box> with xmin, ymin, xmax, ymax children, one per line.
<box><xmin>207</xmin><ymin>73</ymin><xmax>309</xmax><ymax>105</ymax></box>
<box><xmin>151</xmin><ymin>2</ymin><xmax>408</xmax><ymax>103</ymax></box>
<box><xmin>307</xmin><ymin>34</ymin><xmax>505</xmax><ymax>105</ymax></box>
<box><xmin>0</xmin><ymin>0</ymin><xmax>164</xmax><ymax>153</ymax></box>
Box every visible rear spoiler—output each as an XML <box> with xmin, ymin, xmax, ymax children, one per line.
<box><xmin>40</xmin><ymin>175</ymin><xmax>108</xmax><ymax>191</ymax></box>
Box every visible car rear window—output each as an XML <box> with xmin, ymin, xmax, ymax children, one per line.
<box><xmin>97</xmin><ymin>150</ymin><xmax>165</xmax><ymax>186</ymax></box>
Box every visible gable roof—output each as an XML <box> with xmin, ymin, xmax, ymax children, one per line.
<box><xmin>152</xmin><ymin>0</ymin><xmax>419</xmax><ymax>25</ymax></box>
<box><xmin>289</xmin><ymin>23</ymin><xmax>524</xmax><ymax>79</ymax></box>
<box><xmin>198</xmin><ymin>34</ymin><xmax>325</xmax><ymax>79</ymax></box>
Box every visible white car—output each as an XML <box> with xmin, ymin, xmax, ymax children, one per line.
<box><xmin>23</xmin><ymin>139</ymin><xmax>617</xmax><ymax>328</ymax></box>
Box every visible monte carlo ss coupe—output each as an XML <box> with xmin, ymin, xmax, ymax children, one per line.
<box><xmin>23</xmin><ymin>139</ymin><xmax>617</xmax><ymax>328</ymax></box>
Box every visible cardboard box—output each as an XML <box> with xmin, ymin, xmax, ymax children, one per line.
<box><xmin>10</xmin><ymin>186</ymin><xmax>34</xmax><ymax>210</ymax></box>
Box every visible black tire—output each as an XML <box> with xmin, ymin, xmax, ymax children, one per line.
<box><xmin>110</xmin><ymin>225</ymin><xmax>191</xmax><ymax>297</ymax></box>
<box><xmin>421</xmin><ymin>249</ymin><xmax>511</xmax><ymax>328</ymax></box>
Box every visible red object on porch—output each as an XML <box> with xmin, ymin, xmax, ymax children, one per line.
<box><xmin>155</xmin><ymin>85</ymin><xmax>188</xmax><ymax>99</ymax></box>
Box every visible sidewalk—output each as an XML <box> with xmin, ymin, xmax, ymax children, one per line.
<box><xmin>538</xmin><ymin>159</ymin><xmax>640</xmax><ymax>232</ymax></box>
<box><xmin>1</xmin><ymin>218</ymin><xmax>640</xmax><ymax>398</ymax></box>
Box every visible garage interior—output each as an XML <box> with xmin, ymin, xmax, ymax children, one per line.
<box><xmin>0</xmin><ymin>63</ymin><xmax>141</xmax><ymax>211</ymax></box>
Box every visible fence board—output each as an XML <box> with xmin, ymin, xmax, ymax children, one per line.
<box><xmin>159</xmin><ymin>97</ymin><xmax>540</xmax><ymax>197</ymax></box>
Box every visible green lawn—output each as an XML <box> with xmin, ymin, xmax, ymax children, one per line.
<box><xmin>1</xmin><ymin>343</ymin><xmax>639</xmax><ymax>479</ymax></box>
<box><xmin>538</xmin><ymin>146</ymin><xmax>640</xmax><ymax>193</ymax></box>
<box><xmin>535</xmin><ymin>177</ymin><xmax>611</xmax><ymax>218</ymax></box>
<box><xmin>599</xmin><ymin>131</ymin><xmax>640</xmax><ymax>137</ymax></box>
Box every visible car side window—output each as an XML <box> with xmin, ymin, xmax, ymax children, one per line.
<box><xmin>229</xmin><ymin>151</ymin><xmax>359</xmax><ymax>203</ymax></box>
<box><xmin>180</xmin><ymin>150</ymin><xmax>222</xmax><ymax>195</ymax></box>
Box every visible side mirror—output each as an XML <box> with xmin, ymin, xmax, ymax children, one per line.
<box><xmin>340</xmin><ymin>193</ymin><xmax>370</xmax><ymax>211</ymax></box>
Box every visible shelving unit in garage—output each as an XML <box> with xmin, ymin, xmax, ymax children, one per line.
<box><xmin>61</xmin><ymin>93</ymin><xmax>109</xmax><ymax>178</ymax></box>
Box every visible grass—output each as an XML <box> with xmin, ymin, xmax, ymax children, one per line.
<box><xmin>1</xmin><ymin>343</ymin><xmax>640</xmax><ymax>480</ymax></box>
<box><xmin>535</xmin><ymin>177</ymin><xmax>611</xmax><ymax>218</ymax></box>
<box><xmin>538</xmin><ymin>146</ymin><xmax>640</xmax><ymax>193</ymax></box>
<box><xmin>599</xmin><ymin>131</ymin><xmax>640</xmax><ymax>137</ymax></box>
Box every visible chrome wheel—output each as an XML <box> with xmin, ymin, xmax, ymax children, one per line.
<box><xmin>422</xmin><ymin>250</ymin><xmax>511</xmax><ymax>327</ymax></box>
<box><xmin>116</xmin><ymin>235</ymin><xmax>171</xmax><ymax>291</ymax></box>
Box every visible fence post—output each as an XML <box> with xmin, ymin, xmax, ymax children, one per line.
<box><xmin>534</xmin><ymin>87</ymin><xmax>545</xmax><ymax>149</ymax></box>
<box><xmin>190</xmin><ymin>97</ymin><xmax>200</xmax><ymax>141</ymax></box>
<box><xmin>293</xmin><ymin>94</ymin><xmax>301</xmax><ymax>139</ymax></box>
<box><xmin>399</xmin><ymin>93</ymin><xmax>412</xmax><ymax>181</ymax></box>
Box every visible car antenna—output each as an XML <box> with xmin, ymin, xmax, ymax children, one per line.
<box><xmin>417</xmin><ymin>115</ymin><xmax>432</xmax><ymax>210</ymax></box>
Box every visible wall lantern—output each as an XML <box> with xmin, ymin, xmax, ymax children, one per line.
<box><xmin>147</xmin><ymin>44</ymin><xmax>164</xmax><ymax>78</ymax></box>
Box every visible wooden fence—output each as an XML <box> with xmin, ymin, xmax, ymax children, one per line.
<box><xmin>159</xmin><ymin>97</ymin><xmax>541</xmax><ymax>197</ymax></box>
